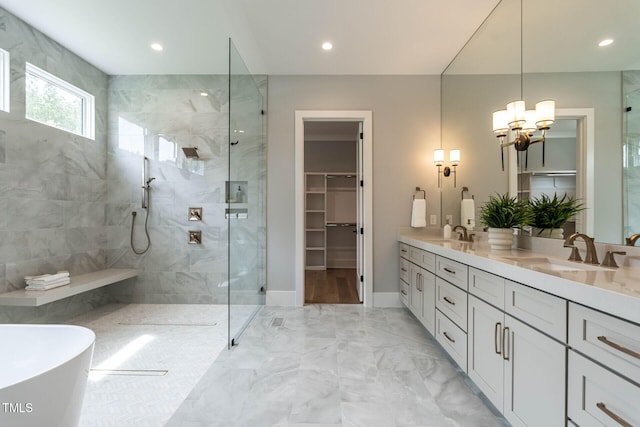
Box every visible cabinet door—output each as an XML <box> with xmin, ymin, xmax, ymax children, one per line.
<box><xmin>503</xmin><ymin>314</ymin><xmax>566</xmax><ymax>427</ymax></box>
<box><xmin>421</xmin><ymin>270</ymin><xmax>436</xmax><ymax>334</ymax></box>
<box><xmin>467</xmin><ymin>295</ymin><xmax>505</xmax><ymax>413</ymax></box>
<box><xmin>409</xmin><ymin>263</ymin><xmax>423</xmax><ymax>321</ymax></box>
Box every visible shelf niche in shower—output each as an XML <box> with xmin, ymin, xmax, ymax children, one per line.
<box><xmin>226</xmin><ymin>181</ymin><xmax>248</xmax><ymax>204</ymax></box>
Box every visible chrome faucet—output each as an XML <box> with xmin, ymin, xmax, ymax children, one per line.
<box><xmin>626</xmin><ymin>233</ymin><xmax>640</xmax><ymax>246</ymax></box>
<box><xmin>452</xmin><ymin>225</ymin><xmax>474</xmax><ymax>242</ymax></box>
<box><xmin>564</xmin><ymin>233</ymin><xmax>599</xmax><ymax>265</ymax></box>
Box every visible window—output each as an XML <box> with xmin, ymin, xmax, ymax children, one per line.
<box><xmin>0</xmin><ymin>48</ymin><xmax>9</xmax><ymax>112</ymax></box>
<box><xmin>25</xmin><ymin>62</ymin><xmax>95</xmax><ymax>139</ymax></box>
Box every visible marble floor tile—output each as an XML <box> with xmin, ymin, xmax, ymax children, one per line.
<box><xmin>167</xmin><ymin>305</ymin><xmax>509</xmax><ymax>427</ymax></box>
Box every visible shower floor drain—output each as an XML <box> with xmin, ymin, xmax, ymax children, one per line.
<box><xmin>118</xmin><ymin>322</ymin><xmax>217</xmax><ymax>326</ymax></box>
<box><xmin>271</xmin><ymin>317</ymin><xmax>285</xmax><ymax>327</ymax></box>
<box><xmin>89</xmin><ymin>369</ymin><xmax>168</xmax><ymax>377</ymax></box>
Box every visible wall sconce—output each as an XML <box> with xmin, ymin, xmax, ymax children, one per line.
<box><xmin>434</xmin><ymin>149</ymin><xmax>460</xmax><ymax>188</ymax></box>
<box><xmin>493</xmin><ymin>99</ymin><xmax>555</xmax><ymax>170</ymax></box>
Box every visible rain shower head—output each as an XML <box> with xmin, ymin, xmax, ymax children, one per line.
<box><xmin>182</xmin><ymin>146</ymin><xmax>199</xmax><ymax>159</ymax></box>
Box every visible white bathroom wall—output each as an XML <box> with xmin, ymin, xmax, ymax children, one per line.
<box><xmin>267</xmin><ymin>75</ymin><xmax>441</xmax><ymax>297</ymax></box>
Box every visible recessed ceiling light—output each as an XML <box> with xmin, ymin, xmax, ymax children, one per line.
<box><xmin>150</xmin><ymin>43</ymin><xmax>164</xmax><ymax>52</ymax></box>
<box><xmin>322</xmin><ymin>42</ymin><xmax>333</xmax><ymax>51</ymax></box>
<box><xmin>200</xmin><ymin>92</ymin><xmax>208</xmax><ymax>97</ymax></box>
<box><xmin>598</xmin><ymin>38</ymin><xmax>614</xmax><ymax>47</ymax></box>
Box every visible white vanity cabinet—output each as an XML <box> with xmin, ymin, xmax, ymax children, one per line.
<box><xmin>567</xmin><ymin>303</ymin><xmax>640</xmax><ymax>427</ymax></box>
<box><xmin>468</xmin><ymin>289</ymin><xmax>566</xmax><ymax>426</ymax></box>
<box><xmin>400</xmin><ymin>244</ymin><xmax>436</xmax><ymax>334</ymax></box>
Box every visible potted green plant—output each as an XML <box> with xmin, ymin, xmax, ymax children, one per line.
<box><xmin>528</xmin><ymin>193</ymin><xmax>584</xmax><ymax>239</ymax></box>
<box><xmin>480</xmin><ymin>193</ymin><xmax>532</xmax><ymax>250</ymax></box>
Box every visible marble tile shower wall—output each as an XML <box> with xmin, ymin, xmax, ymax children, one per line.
<box><xmin>0</xmin><ymin>8</ymin><xmax>111</xmax><ymax>322</ymax></box>
<box><xmin>106</xmin><ymin>75</ymin><xmax>267</xmax><ymax>305</ymax></box>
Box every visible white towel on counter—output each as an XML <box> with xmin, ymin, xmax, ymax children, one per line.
<box><xmin>24</xmin><ymin>271</ymin><xmax>69</xmax><ymax>284</ymax></box>
<box><xmin>461</xmin><ymin>198</ymin><xmax>475</xmax><ymax>230</ymax></box>
<box><xmin>411</xmin><ymin>199</ymin><xmax>427</xmax><ymax>228</ymax></box>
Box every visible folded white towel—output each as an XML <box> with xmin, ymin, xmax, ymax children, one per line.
<box><xmin>24</xmin><ymin>272</ymin><xmax>70</xmax><ymax>284</ymax></box>
<box><xmin>411</xmin><ymin>199</ymin><xmax>427</xmax><ymax>228</ymax></box>
<box><xmin>25</xmin><ymin>278</ymin><xmax>71</xmax><ymax>291</ymax></box>
<box><xmin>26</xmin><ymin>277</ymin><xmax>70</xmax><ymax>287</ymax></box>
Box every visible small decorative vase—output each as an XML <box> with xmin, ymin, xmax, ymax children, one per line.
<box><xmin>534</xmin><ymin>228</ymin><xmax>564</xmax><ymax>239</ymax></box>
<box><xmin>488</xmin><ymin>228</ymin><xmax>514</xmax><ymax>250</ymax></box>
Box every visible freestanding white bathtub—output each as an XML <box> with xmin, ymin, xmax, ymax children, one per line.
<box><xmin>0</xmin><ymin>324</ymin><xmax>95</xmax><ymax>427</ymax></box>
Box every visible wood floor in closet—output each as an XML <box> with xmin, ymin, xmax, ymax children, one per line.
<box><xmin>305</xmin><ymin>268</ymin><xmax>360</xmax><ymax>304</ymax></box>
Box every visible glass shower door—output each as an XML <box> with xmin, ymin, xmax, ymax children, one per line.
<box><xmin>228</xmin><ymin>39</ymin><xmax>266</xmax><ymax>346</ymax></box>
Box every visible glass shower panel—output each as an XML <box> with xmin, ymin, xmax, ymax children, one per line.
<box><xmin>228</xmin><ymin>39</ymin><xmax>266</xmax><ymax>346</ymax></box>
<box><xmin>623</xmin><ymin>88</ymin><xmax>640</xmax><ymax>238</ymax></box>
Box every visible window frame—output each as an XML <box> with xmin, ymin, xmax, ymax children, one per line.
<box><xmin>25</xmin><ymin>62</ymin><xmax>95</xmax><ymax>140</ymax></box>
<box><xmin>0</xmin><ymin>48</ymin><xmax>9</xmax><ymax>112</ymax></box>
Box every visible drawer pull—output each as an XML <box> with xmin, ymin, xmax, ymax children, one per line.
<box><xmin>443</xmin><ymin>296</ymin><xmax>456</xmax><ymax>306</ymax></box>
<box><xmin>443</xmin><ymin>331</ymin><xmax>455</xmax><ymax>343</ymax></box>
<box><xmin>596</xmin><ymin>402</ymin><xmax>632</xmax><ymax>427</ymax></box>
<box><xmin>597</xmin><ymin>336</ymin><xmax>640</xmax><ymax>360</ymax></box>
<box><xmin>502</xmin><ymin>326</ymin><xmax>510</xmax><ymax>361</ymax></box>
<box><xmin>401</xmin><ymin>289</ymin><xmax>407</xmax><ymax>296</ymax></box>
<box><xmin>401</xmin><ymin>268</ymin><xmax>407</xmax><ymax>272</ymax></box>
<box><xmin>494</xmin><ymin>322</ymin><xmax>502</xmax><ymax>355</ymax></box>
<box><xmin>443</xmin><ymin>267</ymin><xmax>456</xmax><ymax>275</ymax></box>
<box><xmin>401</xmin><ymin>248</ymin><xmax>408</xmax><ymax>253</ymax></box>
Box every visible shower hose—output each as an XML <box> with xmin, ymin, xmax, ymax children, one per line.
<box><xmin>130</xmin><ymin>188</ymin><xmax>152</xmax><ymax>255</ymax></box>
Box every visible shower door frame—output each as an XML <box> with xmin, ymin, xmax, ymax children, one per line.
<box><xmin>294</xmin><ymin>110</ymin><xmax>373</xmax><ymax>307</ymax></box>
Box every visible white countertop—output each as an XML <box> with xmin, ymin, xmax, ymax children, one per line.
<box><xmin>399</xmin><ymin>233</ymin><xmax>640</xmax><ymax>326</ymax></box>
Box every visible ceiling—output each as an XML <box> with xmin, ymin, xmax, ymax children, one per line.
<box><xmin>0</xmin><ymin>0</ymin><xmax>500</xmax><ymax>75</ymax></box>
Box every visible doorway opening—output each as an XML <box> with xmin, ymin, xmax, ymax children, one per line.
<box><xmin>304</xmin><ymin>121</ymin><xmax>360</xmax><ymax>304</ymax></box>
<box><xmin>294</xmin><ymin>110</ymin><xmax>373</xmax><ymax>307</ymax></box>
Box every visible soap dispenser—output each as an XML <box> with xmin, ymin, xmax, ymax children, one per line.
<box><xmin>235</xmin><ymin>186</ymin><xmax>244</xmax><ymax>203</ymax></box>
<box><xmin>443</xmin><ymin>221</ymin><xmax>452</xmax><ymax>239</ymax></box>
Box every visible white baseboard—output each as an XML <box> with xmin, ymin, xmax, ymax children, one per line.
<box><xmin>373</xmin><ymin>292</ymin><xmax>403</xmax><ymax>307</ymax></box>
<box><xmin>266</xmin><ymin>290</ymin><xmax>297</xmax><ymax>306</ymax></box>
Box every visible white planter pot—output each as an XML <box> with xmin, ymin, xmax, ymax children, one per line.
<box><xmin>487</xmin><ymin>228</ymin><xmax>514</xmax><ymax>250</ymax></box>
<box><xmin>533</xmin><ymin>227</ymin><xmax>564</xmax><ymax>239</ymax></box>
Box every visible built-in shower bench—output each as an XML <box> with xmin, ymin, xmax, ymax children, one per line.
<box><xmin>0</xmin><ymin>268</ymin><xmax>138</xmax><ymax>307</ymax></box>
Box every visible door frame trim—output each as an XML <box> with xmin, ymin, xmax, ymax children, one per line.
<box><xmin>294</xmin><ymin>110</ymin><xmax>373</xmax><ymax>306</ymax></box>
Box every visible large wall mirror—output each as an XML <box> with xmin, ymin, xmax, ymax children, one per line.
<box><xmin>441</xmin><ymin>0</ymin><xmax>640</xmax><ymax>245</ymax></box>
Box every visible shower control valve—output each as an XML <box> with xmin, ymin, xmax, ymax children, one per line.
<box><xmin>188</xmin><ymin>207</ymin><xmax>203</xmax><ymax>221</ymax></box>
<box><xmin>188</xmin><ymin>231</ymin><xmax>202</xmax><ymax>244</ymax></box>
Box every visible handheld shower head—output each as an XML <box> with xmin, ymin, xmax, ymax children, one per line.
<box><xmin>182</xmin><ymin>146</ymin><xmax>199</xmax><ymax>159</ymax></box>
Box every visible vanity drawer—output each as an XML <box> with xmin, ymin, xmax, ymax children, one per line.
<box><xmin>399</xmin><ymin>243</ymin><xmax>410</xmax><ymax>260</ymax></box>
<box><xmin>505</xmin><ymin>280</ymin><xmax>566</xmax><ymax>342</ymax></box>
<box><xmin>469</xmin><ymin>267</ymin><xmax>505</xmax><ymax>310</ymax></box>
<box><xmin>400</xmin><ymin>280</ymin><xmax>409</xmax><ymax>306</ymax></box>
<box><xmin>409</xmin><ymin>246</ymin><xmax>436</xmax><ymax>272</ymax></box>
<box><xmin>569</xmin><ymin>302</ymin><xmax>640</xmax><ymax>382</ymax></box>
<box><xmin>436</xmin><ymin>309</ymin><xmax>467</xmax><ymax>371</ymax></box>
<box><xmin>436</xmin><ymin>256</ymin><xmax>468</xmax><ymax>290</ymax></box>
<box><xmin>568</xmin><ymin>350</ymin><xmax>640</xmax><ymax>427</ymax></box>
<box><xmin>400</xmin><ymin>257</ymin><xmax>410</xmax><ymax>283</ymax></box>
<box><xmin>436</xmin><ymin>277</ymin><xmax>468</xmax><ymax>331</ymax></box>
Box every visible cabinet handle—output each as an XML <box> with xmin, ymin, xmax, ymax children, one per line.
<box><xmin>597</xmin><ymin>336</ymin><xmax>640</xmax><ymax>360</ymax></box>
<box><xmin>401</xmin><ymin>289</ymin><xmax>407</xmax><ymax>296</ymax></box>
<box><xmin>401</xmin><ymin>249</ymin><xmax>408</xmax><ymax>253</ymax></box>
<box><xmin>443</xmin><ymin>267</ymin><xmax>456</xmax><ymax>275</ymax></box>
<box><xmin>401</xmin><ymin>267</ymin><xmax>407</xmax><ymax>272</ymax></box>
<box><xmin>443</xmin><ymin>331</ymin><xmax>455</xmax><ymax>343</ymax></box>
<box><xmin>596</xmin><ymin>402</ymin><xmax>632</xmax><ymax>427</ymax></box>
<box><xmin>502</xmin><ymin>326</ymin><xmax>510</xmax><ymax>361</ymax></box>
<box><xmin>443</xmin><ymin>296</ymin><xmax>455</xmax><ymax>306</ymax></box>
<box><xmin>494</xmin><ymin>322</ymin><xmax>502</xmax><ymax>355</ymax></box>
<box><xmin>419</xmin><ymin>273</ymin><xmax>423</xmax><ymax>292</ymax></box>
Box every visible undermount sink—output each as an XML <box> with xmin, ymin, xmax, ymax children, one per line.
<box><xmin>500</xmin><ymin>256</ymin><xmax>606</xmax><ymax>272</ymax></box>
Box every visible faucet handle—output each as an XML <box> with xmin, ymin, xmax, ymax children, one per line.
<box><xmin>564</xmin><ymin>244</ymin><xmax>582</xmax><ymax>262</ymax></box>
<box><xmin>601</xmin><ymin>251</ymin><xmax>626</xmax><ymax>268</ymax></box>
